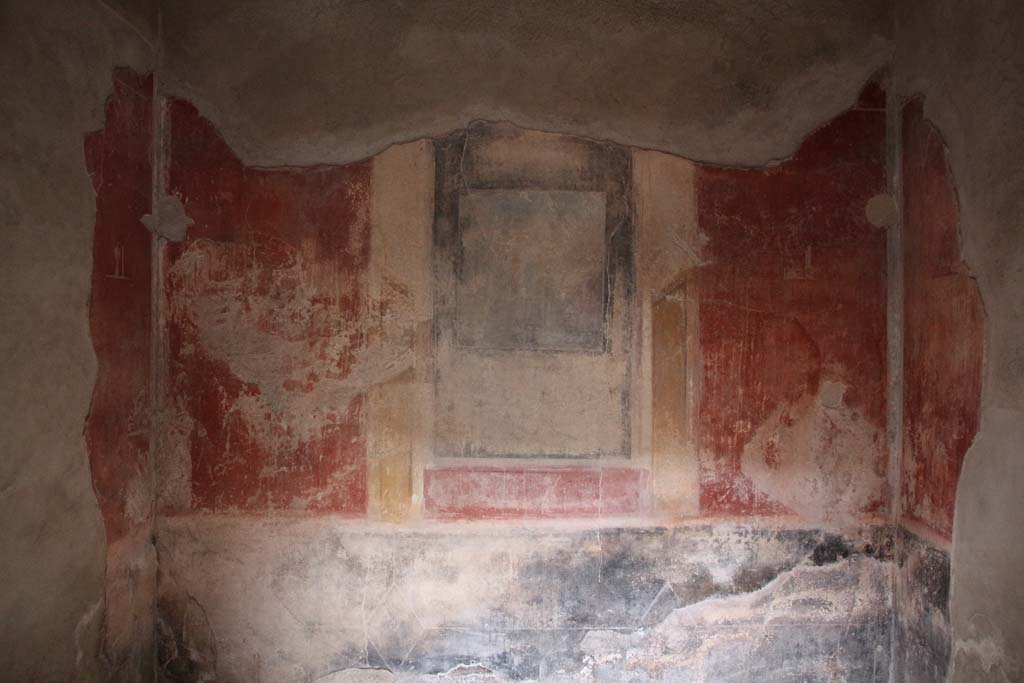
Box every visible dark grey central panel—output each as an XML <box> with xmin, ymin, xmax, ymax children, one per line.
<box><xmin>456</xmin><ymin>189</ymin><xmax>607</xmax><ymax>352</ymax></box>
<box><xmin>433</xmin><ymin>123</ymin><xmax>634</xmax><ymax>460</ymax></box>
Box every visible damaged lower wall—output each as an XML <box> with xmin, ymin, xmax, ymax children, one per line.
<box><xmin>156</xmin><ymin>518</ymin><xmax>892</xmax><ymax>682</ymax></box>
<box><xmin>894</xmin><ymin>527</ymin><xmax>951</xmax><ymax>683</ymax></box>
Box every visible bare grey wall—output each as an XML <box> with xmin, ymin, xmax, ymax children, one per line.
<box><xmin>0</xmin><ymin>1</ymin><xmax>152</xmax><ymax>679</ymax></box>
<box><xmin>159</xmin><ymin>0</ymin><xmax>892</xmax><ymax>168</ymax></box>
<box><xmin>894</xmin><ymin>2</ymin><xmax>1024</xmax><ymax>680</ymax></box>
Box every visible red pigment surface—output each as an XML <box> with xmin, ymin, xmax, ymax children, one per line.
<box><xmin>85</xmin><ymin>68</ymin><xmax>154</xmax><ymax>542</ymax></box>
<box><xmin>425</xmin><ymin>467</ymin><xmax>648</xmax><ymax>519</ymax></box>
<box><xmin>901</xmin><ymin>100</ymin><xmax>984</xmax><ymax>540</ymax></box>
<box><xmin>694</xmin><ymin>83</ymin><xmax>888</xmax><ymax>517</ymax></box>
<box><xmin>163</xmin><ymin>99</ymin><xmax>371</xmax><ymax>513</ymax></box>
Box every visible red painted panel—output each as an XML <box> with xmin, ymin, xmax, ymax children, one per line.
<box><xmin>857</xmin><ymin>77</ymin><xmax>887</xmax><ymax>110</ymax></box>
<box><xmin>84</xmin><ymin>69</ymin><xmax>153</xmax><ymax>542</ymax></box>
<box><xmin>163</xmin><ymin>99</ymin><xmax>370</xmax><ymax>514</ymax></box>
<box><xmin>901</xmin><ymin>100</ymin><xmax>984</xmax><ymax>540</ymax></box>
<box><xmin>424</xmin><ymin>467</ymin><xmax>648</xmax><ymax>519</ymax></box>
<box><xmin>694</xmin><ymin>87</ymin><xmax>889</xmax><ymax>517</ymax></box>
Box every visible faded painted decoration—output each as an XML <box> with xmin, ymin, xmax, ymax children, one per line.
<box><xmin>85</xmin><ymin>67</ymin><xmax>154</xmax><ymax>543</ymax></box>
<box><xmin>423</xmin><ymin>124</ymin><xmax>646</xmax><ymax>519</ymax></box>
<box><xmin>85</xmin><ymin>67</ymin><xmax>159</xmax><ymax>681</ymax></box>
<box><xmin>160</xmin><ymin>99</ymin><xmax>371</xmax><ymax>514</ymax></box>
<box><xmin>900</xmin><ymin>100</ymin><xmax>984</xmax><ymax>541</ymax></box>
<box><xmin>431</xmin><ymin>124</ymin><xmax>635</xmax><ymax>463</ymax></box>
<box><xmin>424</xmin><ymin>467</ymin><xmax>647</xmax><ymax>520</ymax></box>
<box><xmin>455</xmin><ymin>190</ymin><xmax>607</xmax><ymax>352</ymax></box>
<box><xmin>692</xmin><ymin>82</ymin><xmax>889</xmax><ymax>522</ymax></box>
<box><xmin>157</xmin><ymin>519</ymin><xmax>893</xmax><ymax>682</ymax></box>
<box><xmin>74</xmin><ymin>67</ymin><xmax>919</xmax><ymax>683</ymax></box>
<box><xmin>151</xmin><ymin>82</ymin><xmax>894</xmax><ymax>525</ymax></box>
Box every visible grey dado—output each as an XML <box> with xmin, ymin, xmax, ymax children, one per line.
<box><xmin>157</xmin><ymin>518</ymin><xmax>893</xmax><ymax>682</ymax></box>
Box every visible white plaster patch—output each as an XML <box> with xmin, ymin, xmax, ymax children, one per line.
<box><xmin>142</xmin><ymin>193</ymin><xmax>193</xmax><ymax>242</ymax></box>
<box><xmin>740</xmin><ymin>381</ymin><xmax>886</xmax><ymax>525</ymax></box>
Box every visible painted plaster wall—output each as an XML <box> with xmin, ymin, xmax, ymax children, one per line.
<box><xmin>155</xmin><ymin>99</ymin><xmax>441</xmax><ymax>530</ymax></box>
<box><xmin>5</xmin><ymin>1</ymin><xmax>1020</xmax><ymax>680</ymax></box>
<box><xmin>155</xmin><ymin>88</ymin><xmax>890</xmax><ymax>522</ymax></box>
<box><xmin>890</xmin><ymin>100</ymin><xmax>983</xmax><ymax>682</ymax></box>
<box><xmin>894</xmin><ymin>1</ymin><xmax>1024</xmax><ymax>680</ymax></box>
<box><xmin>160</xmin><ymin>99</ymin><xmax>372</xmax><ymax>515</ymax></box>
<box><xmin>84</xmin><ymin>66</ymin><xmax>157</xmax><ymax>681</ymax></box>
<box><xmin>693</xmin><ymin>85</ymin><xmax>889</xmax><ymax>522</ymax></box>
<box><xmin>0</xmin><ymin>1</ymin><xmax>153</xmax><ymax>680</ymax></box>
<box><xmin>425</xmin><ymin>124</ymin><xmax>644</xmax><ymax>519</ymax></box>
<box><xmin>151</xmin><ymin>83</ymin><xmax>895</xmax><ymax>680</ymax></box>
<box><xmin>899</xmin><ymin>101</ymin><xmax>983</xmax><ymax>543</ymax></box>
